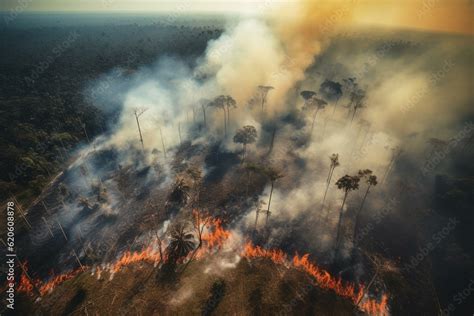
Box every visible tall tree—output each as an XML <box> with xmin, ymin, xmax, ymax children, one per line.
<box><xmin>224</xmin><ymin>95</ymin><xmax>237</xmax><ymax>128</ymax></box>
<box><xmin>305</xmin><ymin>97</ymin><xmax>327</xmax><ymax>137</ymax></box>
<box><xmin>353</xmin><ymin>170</ymin><xmax>377</xmax><ymax>243</ymax></box>
<box><xmin>334</xmin><ymin>174</ymin><xmax>360</xmax><ymax>253</ymax></box>
<box><xmin>349</xmin><ymin>88</ymin><xmax>366</xmax><ymax>123</ymax></box>
<box><xmin>132</xmin><ymin>107</ymin><xmax>148</xmax><ymax>150</ymax></box>
<box><xmin>258</xmin><ymin>85</ymin><xmax>274</xmax><ymax>112</ymax></box>
<box><xmin>322</xmin><ymin>153</ymin><xmax>340</xmax><ymax>208</ymax></box>
<box><xmin>198</xmin><ymin>98</ymin><xmax>211</xmax><ymax>128</ymax></box>
<box><xmin>233</xmin><ymin>125</ymin><xmax>258</xmax><ymax>162</ymax></box>
<box><xmin>209</xmin><ymin>95</ymin><xmax>236</xmax><ymax>136</ymax></box>
<box><xmin>262</xmin><ymin>166</ymin><xmax>284</xmax><ymax>227</ymax></box>
<box><xmin>319</xmin><ymin>80</ymin><xmax>342</xmax><ymax>115</ymax></box>
<box><xmin>253</xmin><ymin>200</ymin><xmax>266</xmax><ymax>232</ymax></box>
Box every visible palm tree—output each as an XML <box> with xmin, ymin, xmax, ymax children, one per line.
<box><xmin>322</xmin><ymin>153</ymin><xmax>340</xmax><ymax>208</ymax></box>
<box><xmin>166</xmin><ymin>224</ymin><xmax>195</xmax><ymax>264</ymax></box>
<box><xmin>263</xmin><ymin>166</ymin><xmax>284</xmax><ymax>227</ymax></box>
<box><xmin>334</xmin><ymin>174</ymin><xmax>360</xmax><ymax>252</ymax></box>
<box><xmin>353</xmin><ymin>170</ymin><xmax>377</xmax><ymax>243</ymax></box>
<box><xmin>258</xmin><ymin>85</ymin><xmax>274</xmax><ymax>112</ymax></box>
<box><xmin>233</xmin><ymin>125</ymin><xmax>258</xmax><ymax>162</ymax></box>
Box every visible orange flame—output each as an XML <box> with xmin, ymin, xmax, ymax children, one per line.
<box><xmin>243</xmin><ymin>242</ymin><xmax>389</xmax><ymax>316</ymax></box>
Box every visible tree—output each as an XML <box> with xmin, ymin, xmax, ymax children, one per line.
<box><xmin>233</xmin><ymin>125</ymin><xmax>258</xmax><ymax>162</ymax></box>
<box><xmin>381</xmin><ymin>147</ymin><xmax>402</xmax><ymax>185</ymax></box>
<box><xmin>305</xmin><ymin>97</ymin><xmax>327</xmax><ymax>137</ymax></box>
<box><xmin>198</xmin><ymin>98</ymin><xmax>211</xmax><ymax>128</ymax></box>
<box><xmin>132</xmin><ymin>107</ymin><xmax>148</xmax><ymax>150</ymax></box>
<box><xmin>334</xmin><ymin>174</ymin><xmax>360</xmax><ymax>253</ymax></box>
<box><xmin>319</xmin><ymin>80</ymin><xmax>342</xmax><ymax>115</ymax></box>
<box><xmin>181</xmin><ymin>209</ymin><xmax>211</xmax><ymax>272</ymax></box>
<box><xmin>262</xmin><ymin>166</ymin><xmax>284</xmax><ymax>227</ymax></box>
<box><xmin>322</xmin><ymin>153</ymin><xmax>340</xmax><ymax>208</ymax></box>
<box><xmin>349</xmin><ymin>88</ymin><xmax>366</xmax><ymax>123</ymax></box>
<box><xmin>208</xmin><ymin>95</ymin><xmax>236</xmax><ymax>136</ymax></box>
<box><xmin>353</xmin><ymin>170</ymin><xmax>377</xmax><ymax>243</ymax></box>
<box><xmin>300</xmin><ymin>90</ymin><xmax>317</xmax><ymax>106</ymax></box>
<box><xmin>258</xmin><ymin>85</ymin><xmax>274</xmax><ymax>111</ymax></box>
<box><xmin>166</xmin><ymin>224</ymin><xmax>196</xmax><ymax>264</ymax></box>
<box><xmin>253</xmin><ymin>199</ymin><xmax>266</xmax><ymax>232</ymax></box>
<box><xmin>223</xmin><ymin>95</ymin><xmax>237</xmax><ymax>128</ymax></box>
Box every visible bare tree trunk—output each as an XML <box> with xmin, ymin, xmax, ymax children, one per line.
<box><xmin>223</xmin><ymin>109</ymin><xmax>227</xmax><ymax>137</ymax></box>
<box><xmin>266</xmin><ymin>181</ymin><xmax>275</xmax><ymax>226</ymax></box>
<box><xmin>134</xmin><ymin>114</ymin><xmax>144</xmax><ymax>150</ymax></box>
<box><xmin>242</xmin><ymin>143</ymin><xmax>247</xmax><ymax>163</ymax></box>
<box><xmin>332</xmin><ymin>98</ymin><xmax>340</xmax><ymax>116</ymax></box>
<box><xmin>353</xmin><ymin>185</ymin><xmax>371</xmax><ymax>243</ymax></box>
<box><xmin>202</xmin><ymin>104</ymin><xmax>207</xmax><ymax>128</ymax></box>
<box><xmin>356</xmin><ymin>269</ymin><xmax>379</xmax><ymax>306</ymax></box>
<box><xmin>159</xmin><ymin>127</ymin><xmax>167</xmax><ymax>158</ymax></box>
<box><xmin>178</xmin><ymin>123</ymin><xmax>182</xmax><ymax>145</ymax></box>
<box><xmin>310</xmin><ymin>109</ymin><xmax>320</xmax><ymax>138</ymax></box>
<box><xmin>267</xmin><ymin>127</ymin><xmax>277</xmax><ymax>155</ymax></box>
<box><xmin>254</xmin><ymin>208</ymin><xmax>260</xmax><ymax>231</ymax></box>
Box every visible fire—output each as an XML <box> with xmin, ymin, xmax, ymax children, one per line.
<box><xmin>243</xmin><ymin>242</ymin><xmax>389</xmax><ymax>316</ymax></box>
<box><xmin>201</xmin><ymin>217</ymin><xmax>231</xmax><ymax>250</ymax></box>
<box><xmin>18</xmin><ymin>272</ymin><xmax>34</xmax><ymax>294</ymax></box>
<box><xmin>109</xmin><ymin>246</ymin><xmax>163</xmax><ymax>274</ymax></box>
<box><xmin>16</xmin><ymin>218</ymin><xmax>388</xmax><ymax>316</ymax></box>
<box><xmin>38</xmin><ymin>268</ymin><xmax>85</xmax><ymax>295</ymax></box>
<box><xmin>17</xmin><ymin>263</ymin><xmax>86</xmax><ymax>296</ymax></box>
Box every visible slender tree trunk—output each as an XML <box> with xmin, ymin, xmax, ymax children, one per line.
<box><xmin>356</xmin><ymin>269</ymin><xmax>379</xmax><ymax>306</ymax></box>
<box><xmin>268</xmin><ymin>127</ymin><xmax>277</xmax><ymax>155</ymax></box>
<box><xmin>202</xmin><ymin>105</ymin><xmax>207</xmax><ymax>128</ymax></box>
<box><xmin>353</xmin><ymin>185</ymin><xmax>371</xmax><ymax>243</ymax></box>
<box><xmin>332</xmin><ymin>98</ymin><xmax>340</xmax><ymax>116</ymax></box>
<box><xmin>254</xmin><ymin>208</ymin><xmax>260</xmax><ymax>231</ymax></box>
<box><xmin>178</xmin><ymin>123</ymin><xmax>182</xmax><ymax>145</ymax></box>
<box><xmin>159</xmin><ymin>127</ymin><xmax>167</xmax><ymax>158</ymax></box>
<box><xmin>135</xmin><ymin>114</ymin><xmax>144</xmax><ymax>150</ymax></box>
<box><xmin>351</xmin><ymin>107</ymin><xmax>358</xmax><ymax>123</ymax></box>
<box><xmin>246</xmin><ymin>170</ymin><xmax>251</xmax><ymax>198</ymax></box>
<box><xmin>223</xmin><ymin>109</ymin><xmax>227</xmax><ymax>137</ymax></box>
<box><xmin>242</xmin><ymin>143</ymin><xmax>247</xmax><ymax>163</ymax></box>
<box><xmin>310</xmin><ymin>108</ymin><xmax>319</xmax><ymax>138</ymax></box>
<box><xmin>266</xmin><ymin>181</ymin><xmax>275</xmax><ymax>226</ymax></box>
<box><xmin>335</xmin><ymin>192</ymin><xmax>348</xmax><ymax>251</ymax></box>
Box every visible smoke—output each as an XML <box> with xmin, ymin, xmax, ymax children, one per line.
<box><xmin>78</xmin><ymin>0</ymin><xmax>472</xmax><ymax>268</ymax></box>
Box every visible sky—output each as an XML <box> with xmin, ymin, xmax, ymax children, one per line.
<box><xmin>1</xmin><ymin>0</ymin><xmax>473</xmax><ymax>34</ymax></box>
